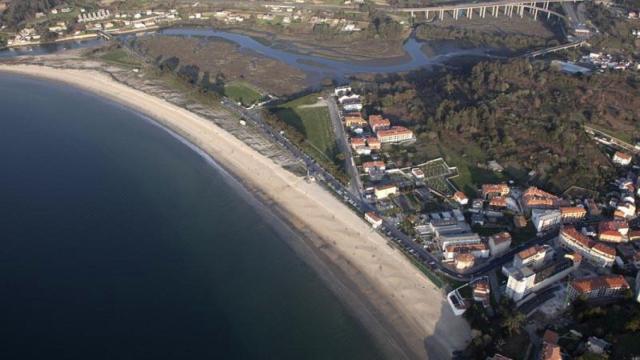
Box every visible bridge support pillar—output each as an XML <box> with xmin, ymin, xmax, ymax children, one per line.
<box><xmin>454</xmin><ymin>9</ymin><xmax>459</xmax><ymax>20</ymax></box>
<box><xmin>533</xmin><ymin>8</ymin><xmax>538</xmax><ymax>20</ymax></box>
<box><xmin>494</xmin><ymin>6</ymin><xmax>499</xmax><ymax>17</ymax></box>
<box><xmin>519</xmin><ymin>5</ymin><xmax>524</xmax><ymax>17</ymax></box>
<box><xmin>439</xmin><ymin>9</ymin><xmax>444</xmax><ymax>21</ymax></box>
<box><xmin>481</xmin><ymin>6</ymin><xmax>486</xmax><ymax>18</ymax></box>
<box><xmin>425</xmin><ymin>10</ymin><xmax>429</xmax><ymax>19</ymax></box>
<box><xmin>469</xmin><ymin>7</ymin><xmax>473</xmax><ymax>19</ymax></box>
<box><xmin>543</xmin><ymin>1</ymin><xmax>549</xmax><ymax>9</ymax></box>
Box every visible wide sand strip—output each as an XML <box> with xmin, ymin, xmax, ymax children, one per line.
<box><xmin>0</xmin><ymin>65</ymin><xmax>470</xmax><ymax>359</ymax></box>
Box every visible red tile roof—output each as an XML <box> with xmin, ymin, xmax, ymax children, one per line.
<box><xmin>614</xmin><ymin>151</ymin><xmax>632</xmax><ymax>161</ymax></box>
<box><xmin>516</xmin><ymin>245</ymin><xmax>545</xmax><ymax>261</ymax></box>
<box><xmin>570</xmin><ymin>275</ymin><xmax>629</xmax><ymax>294</ymax></box>
<box><xmin>376</xmin><ymin>126</ymin><xmax>413</xmax><ymax>138</ymax></box>
<box><xmin>491</xmin><ymin>232</ymin><xmax>512</xmax><ymax>245</ymax></box>
<box><xmin>599</xmin><ymin>219</ymin><xmax>629</xmax><ymax>232</ymax></box>
<box><xmin>489</xmin><ymin>196</ymin><xmax>507</xmax><ymax>207</ymax></box>
<box><xmin>592</xmin><ymin>243</ymin><xmax>616</xmax><ymax>257</ymax></box>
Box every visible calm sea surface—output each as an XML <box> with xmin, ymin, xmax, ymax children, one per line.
<box><xmin>0</xmin><ymin>74</ymin><xmax>385</xmax><ymax>359</ymax></box>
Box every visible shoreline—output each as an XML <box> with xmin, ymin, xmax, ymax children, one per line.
<box><xmin>0</xmin><ymin>64</ymin><xmax>471</xmax><ymax>359</ymax></box>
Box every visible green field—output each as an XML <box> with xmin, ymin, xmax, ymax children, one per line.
<box><xmin>224</xmin><ymin>81</ymin><xmax>263</xmax><ymax>107</ymax></box>
<box><xmin>272</xmin><ymin>94</ymin><xmax>337</xmax><ymax>163</ymax></box>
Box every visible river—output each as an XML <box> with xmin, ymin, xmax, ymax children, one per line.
<box><xmin>1</xmin><ymin>26</ymin><xmax>495</xmax><ymax>80</ymax></box>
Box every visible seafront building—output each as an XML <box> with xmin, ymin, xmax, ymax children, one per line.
<box><xmin>364</xmin><ymin>212</ymin><xmax>383</xmax><ymax>229</ymax></box>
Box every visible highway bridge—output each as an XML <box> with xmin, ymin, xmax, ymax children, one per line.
<box><xmin>392</xmin><ymin>0</ymin><xmax>584</xmax><ymax>22</ymax></box>
<box><xmin>525</xmin><ymin>39</ymin><xmax>588</xmax><ymax>57</ymax></box>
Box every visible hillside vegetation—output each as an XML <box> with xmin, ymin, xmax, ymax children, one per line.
<box><xmin>362</xmin><ymin>59</ymin><xmax>640</xmax><ymax>193</ymax></box>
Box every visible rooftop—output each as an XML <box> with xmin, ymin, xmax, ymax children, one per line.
<box><xmin>570</xmin><ymin>275</ymin><xmax>630</xmax><ymax>293</ymax></box>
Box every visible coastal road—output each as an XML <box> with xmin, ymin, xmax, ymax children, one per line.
<box><xmin>326</xmin><ymin>96</ymin><xmax>364</xmax><ymax>202</ymax></box>
<box><xmin>218</xmin><ymin>97</ymin><xmax>557</xmax><ymax>284</ymax></box>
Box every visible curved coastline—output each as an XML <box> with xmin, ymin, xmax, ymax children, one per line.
<box><xmin>0</xmin><ymin>64</ymin><xmax>471</xmax><ymax>359</ymax></box>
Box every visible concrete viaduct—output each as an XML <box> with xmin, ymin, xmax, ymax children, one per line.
<box><xmin>394</xmin><ymin>0</ymin><xmax>584</xmax><ymax>22</ymax></box>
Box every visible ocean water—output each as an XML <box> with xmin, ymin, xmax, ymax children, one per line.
<box><xmin>0</xmin><ymin>74</ymin><xmax>385</xmax><ymax>359</ymax></box>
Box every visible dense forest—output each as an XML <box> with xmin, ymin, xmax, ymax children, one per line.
<box><xmin>361</xmin><ymin>59</ymin><xmax>640</xmax><ymax>193</ymax></box>
<box><xmin>1</xmin><ymin>0</ymin><xmax>68</xmax><ymax>28</ymax></box>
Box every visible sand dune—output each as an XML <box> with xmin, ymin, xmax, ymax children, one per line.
<box><xmin>0</xmin><ymin>64</ymin><xmax>470</xmax><ymax>359</ymax></box>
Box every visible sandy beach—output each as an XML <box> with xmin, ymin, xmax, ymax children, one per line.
<box><xmin>0</xmin><ymin>64</ymin><xmax>470</xmax><ymax>359</ymax></box>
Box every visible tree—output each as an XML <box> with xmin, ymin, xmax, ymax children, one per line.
<box><xmin>501</xmin><ymin>311</ymin><xmax>526</xmax><ymax>335</ymax></box>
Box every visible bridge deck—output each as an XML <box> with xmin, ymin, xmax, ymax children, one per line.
<box><xmin>395</xmin><ymin>0</ymin><xmax>583</xmax><ymax>11</ymax></box>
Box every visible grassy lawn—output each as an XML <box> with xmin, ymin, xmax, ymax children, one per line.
<box><xmin>224</xmin><ymin>81</ymin><xmax>263</xmax><ymax>107</ymax></box>
<box><xmin>272</xmin><ymin>94</ymin><xmax>337</xmax><ymax>163</ymax></box>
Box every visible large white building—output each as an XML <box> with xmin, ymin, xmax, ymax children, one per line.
<box><xmin>532</xmin><ymin>209</ymin><xmax>562</xmax><ymax>232</ymax></box>
<box><xmin>505</xmin><ymin>252</ymin><xmax>581</xmax><ymax>301</ymax></box>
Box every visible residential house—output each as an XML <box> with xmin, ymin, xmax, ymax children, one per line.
<box><xmin>559</xmin><ymin>226</ymin><xmax>616</xmax><ymax>267</ymax></box>
<box><xmin>613</xmin><ymin>151</ymin><xmax>632</xmax><ymax>166</ymax></box>
<box><xmin>489</xmin><ymin>232</ymin><xmax>512</xmax><ymax>256</ymax></box>
<box><xmin>376</xmin><ymin>126</ymin><xmax>414</xmax><ymax>144</ymax></box>
<box><xmin>452</xmin><ymin>191</ymin><xmax>469</xmax><ymax>205</ymax></box>
<box><xmin>567</xmin><ymin>274</ymin><xmax>630</xmax><ymax>301</ymax></box>
<box><xmin>454</xmin><ymin>253</ymin><xmax>475</xmax><ymax>270</ymax></box>
<box><xmin>344</xmin><ymin>114</ymin><xmax>367</xmax><ymax>127</ymax></box>
<box><xmin>374</xmin><ymin>184</ymin><xmax>397</xmax><ymax>200</ymax></box>
<box><xmin>560</xmin><ymin>206</ymin><xmax>587</xmax><ymax>223</ymax></box>
<box><xmin>364</xmin><ymin>212</ymin><xmax>383</xmax><ymax>228</ymax></box>
<box><xmin>443</xmin><ymin>242</ymin><xmax>489</xmax><ymax>260</ymax></box>
<box><xmin>368</xmin><ymin>115</ymin><xmax>391</xmax><ymax>133</ymax></box>
<box><xmin>541</xmin><ymin>330</ymin><xmax>562</xmax><ymax>360</ymax></box>
<box><xmin>481</xmin><ymin>184</ymin><xmax>510</xmax><ymax>199</ymax></box>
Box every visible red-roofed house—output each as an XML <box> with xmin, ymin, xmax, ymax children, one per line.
<box><xmin>613</xmin><ymin>151</ymin><xmax>632</xmax><ymax>166</ymax></box>
<box><xmin>376</xmin><ymin>126</ymin><xmax>414</xmax><ymax>143</ymax></box>
<box><xmin>452</xmin><ymin>191</ymin><xmax>469</xmax><ymax>205</ymax></box>
<box><xmin>368</xmin><ymin>115</ymin><xmax>391</xmax><ymax>132</ymax></box>
<box><xmin>482</xmin><ymin>184</ymin><xmax>510</xmax><ymax>199</ymax></box>
<box><xmin>567</xmin><ymin>275</ymin><xmax>630</xmax><ymax>301</ymax></box>
<box><xmin>489</xmin><ymin>232</ymin><xmax>512</xmax><ymax>256</ymax></box>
